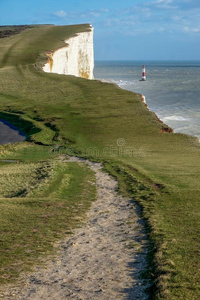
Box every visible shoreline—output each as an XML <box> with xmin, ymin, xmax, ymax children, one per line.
<box><xmin>97</xmin><ymin>78</ymin><xmax>175</xmax><ymax>135</ymax></box>
<box><xmin>120</xmin><ymin>82</ymin><xmax>200</xmax><ymax>141</ymax></box>
<box><xmin>96</xmin><ymin>77</ymin><xmax>200</xmax><ymax>142</ymax></box>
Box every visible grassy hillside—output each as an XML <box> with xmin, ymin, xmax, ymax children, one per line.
<box><xmin>0</xmin><ymin>24</ymin><xmax>199</xmax><ymax>299</ymax></box>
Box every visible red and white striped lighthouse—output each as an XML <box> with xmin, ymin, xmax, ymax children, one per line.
<box><xmin>142</xmin><ymin>64</ymin><xmax>146</xmax><ymax>81</ymax></box>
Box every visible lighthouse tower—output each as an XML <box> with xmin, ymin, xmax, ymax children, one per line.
<box><xmin>142</xmin><ymin>65</ymin><xmax>146</xmax><ymax>81</ymax></box>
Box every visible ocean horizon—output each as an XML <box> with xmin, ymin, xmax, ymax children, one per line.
<box><xmin>94</xmin><ymin>60</ymin><xmax>200</xmax><ymax>140</ymax></box>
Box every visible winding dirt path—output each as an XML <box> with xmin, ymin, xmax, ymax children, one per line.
<box><xmin>1</xmin><ymin>157</ymin><xmax>150</xmax><ymax>299</ymax></box>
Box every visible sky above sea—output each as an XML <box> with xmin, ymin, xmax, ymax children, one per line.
<box><xmin>0</xmin><ymin>0</ymin><xmax>200</xmax><ymax>61</ymax></box>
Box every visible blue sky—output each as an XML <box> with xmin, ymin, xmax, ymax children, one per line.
<box><xmin>0</xmin><ymin>0</ymin><xmax>200</xmax><ymax>60</ymax></box>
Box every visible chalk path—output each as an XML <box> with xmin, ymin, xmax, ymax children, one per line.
<box><xmin>1</xmin><ymin>157</ymin><xmax>150</xmax><ymax>299</ymax></box>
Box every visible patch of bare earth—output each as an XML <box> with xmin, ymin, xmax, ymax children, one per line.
<box><xmin>1</xmin><ymin>157</ymin><xmax>150</xmax><ymax>300</ymax></box>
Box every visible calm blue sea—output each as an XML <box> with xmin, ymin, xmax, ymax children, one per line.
<box><xmin>94</xmin><ymin>61</ymin><xmax>200</xmax><ymax>140</ymax></box>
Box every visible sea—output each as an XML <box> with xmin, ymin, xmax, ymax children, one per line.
<box><xmin>94</xmin><ymin>61</ymin><xmax>200</xmax><ymax>140</ymax></box>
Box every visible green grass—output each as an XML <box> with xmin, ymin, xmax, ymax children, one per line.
<box><xmin>0</xmin><ymin>24</ymin><xmax>199</xmax><ymax>299</ymax></box>
<box><xmin>0</xmin><ymin>159</ymin><xmax>96</xmax><ymax>284</ymax></box>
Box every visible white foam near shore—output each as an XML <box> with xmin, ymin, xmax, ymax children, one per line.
<box><xmin>117</xmin><ymin>80</ymin><xmax>134</xmax><ymax>86</ymax></box>
<box><xmin>163</xmin><ymin>116</ymin><xmax>190</xmax><ymax>121</ymax></box>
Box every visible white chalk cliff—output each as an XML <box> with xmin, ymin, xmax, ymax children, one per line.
<box><xmin>43</xmin><ymin>25</ymin><xmax>94</xmax><ymax>80</ymax></box>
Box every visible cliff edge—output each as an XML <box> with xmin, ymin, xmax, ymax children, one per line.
<box><xmin>43</xmin><ymin>25</ymin><xmax>94</xmax><ymax>80</ymax></box>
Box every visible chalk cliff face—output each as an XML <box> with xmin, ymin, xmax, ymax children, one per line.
<box><xmin>43</xmin><ymin>26</ymin><xmax>94</xmax><ymax>80</ymax></box>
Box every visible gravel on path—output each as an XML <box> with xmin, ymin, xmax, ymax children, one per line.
<box><xmin>1</xmin><ymin>157</ymin><xmax>150</xmax><ymax>300</ymax></box>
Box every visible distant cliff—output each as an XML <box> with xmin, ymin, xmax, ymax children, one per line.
<box><xmin>43</xmin><ymin>25</ymin><xmax>94</xmax><ymax>80</ymax></box>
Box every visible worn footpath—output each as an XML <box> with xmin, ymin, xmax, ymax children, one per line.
<box><xmin>1</xmin><ymin>157</ymin><xmax>150</xmax><ymax>299</ymax></box>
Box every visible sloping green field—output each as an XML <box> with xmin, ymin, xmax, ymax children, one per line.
<box><xmin>0</xmin><ymin>24</ymin><xmax>199</xmax><ymax>299</ymax></box>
